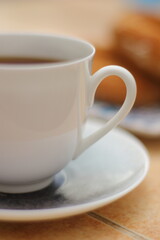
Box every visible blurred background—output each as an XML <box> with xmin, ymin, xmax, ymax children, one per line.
<box><xmin>0</xmin><ymin>0</ymin><xmax>159</xmax><ymax>138</ymax></box>
<box><xmin>0</xmin><ymin>0</ymin><xmax>127</xmax><ymax>47</ymax></box>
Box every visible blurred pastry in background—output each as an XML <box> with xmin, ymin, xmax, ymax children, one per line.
<box><xmin>94</xmin><ymin>49</ymin><xmax>160</xmax><ymax>106</ymax></box>
<box><xmin>94</xmin><ymin>13</ymin><xmax>160</xmax><ymax>106</ymax></box>
<box><xmin>114</xmin><ymin>13</ymin><xmax>160</xmax><ymax>81</ymax></box>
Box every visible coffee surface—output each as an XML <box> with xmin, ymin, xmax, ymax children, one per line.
<box><xmin>0</xmin><ymin>57</ymin><xmax>65</xmax><ymax>64</ymax></box>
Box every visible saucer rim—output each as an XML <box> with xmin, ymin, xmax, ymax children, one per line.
<box><xmin>0</xmin><ymin>124</ymin><xmax>150</xmax><ymax>222</ymax></box>
<box><xmin>91</xmin><ymin>103</ymin><xmax>160</xmax><ymax>138</ymax></box>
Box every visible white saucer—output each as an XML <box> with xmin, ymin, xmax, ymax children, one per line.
<box><xmin>0</xmin><ymin>119</ymin><xmax>149</xmax><ymax>222</ymax></box>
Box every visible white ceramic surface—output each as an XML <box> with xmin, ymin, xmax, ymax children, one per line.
<box><xmin>0</xmin><ymin>33</ymin><xmax>136</xmax><ymax>193</ymax></box>
<box><xmin>0</xmin><ymin>119</ymin><xmax>149</xmax><ymax>222</ymax></box>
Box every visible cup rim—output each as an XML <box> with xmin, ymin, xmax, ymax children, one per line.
<box><xmin>0</xmin><ymin>32</ymin><xmax>96</xmax><ymax>69</ymax></box>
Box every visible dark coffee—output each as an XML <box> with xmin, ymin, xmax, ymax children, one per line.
<box><xmin>0</xmin><ymin>57</ymin><xmax>65</xmax><ymax>64</ymax></box>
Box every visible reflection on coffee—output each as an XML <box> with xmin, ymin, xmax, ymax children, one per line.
<box><xmin>0</xmin><ymin>57</ymin><xmax>65</xmax><ymax>64</ymax></box>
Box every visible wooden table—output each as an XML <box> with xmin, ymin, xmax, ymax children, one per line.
<box><xmin>0</xmin><ymin>1</ymin><xmax>159</xmax><ymax>239</ymax></box>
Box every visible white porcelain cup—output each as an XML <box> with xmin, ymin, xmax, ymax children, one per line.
<box><xmin>0</xmin><ymin>33</ymin><xmax>136</xmax><ymax>193</ymax></box>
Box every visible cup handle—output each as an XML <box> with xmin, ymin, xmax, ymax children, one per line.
<box><xmin>73</xmin><ymin>65</ymin><xmax>136</xmax><ymax>159</ymax></box>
